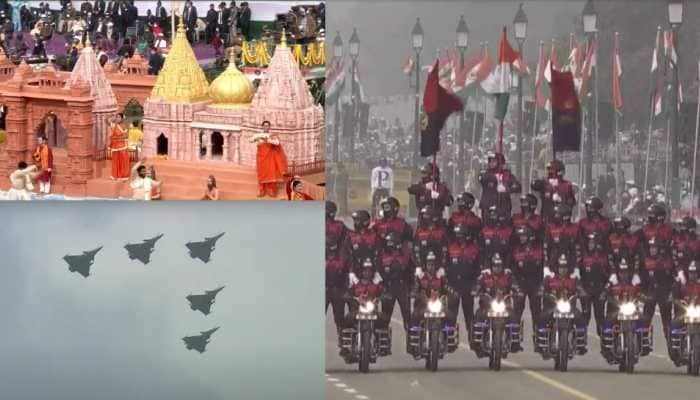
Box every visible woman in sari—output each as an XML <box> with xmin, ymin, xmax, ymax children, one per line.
<box><xmin>109</xmin><ymin>113</ymin><xmax>130</xmax><ymax>180</ymax></box>
<box><xmin>254</xmin><ymin>121</ymin><xmax>288</xmax><ymax>198</ymax></box>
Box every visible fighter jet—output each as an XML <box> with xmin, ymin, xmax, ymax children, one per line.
<box><xmin>182</xmin><ymin>327</ymin><xmax>220</xmax><ymax>353</ymax></box>
<box><xmin>124</xmin><ymin>234</ymin><xmax>164</xmax><ymax>265</ymax></box>
<box><xmin>63</xmin><ymin>246</ymin><xmax>103</xmax><ymax>278</ymax></box>
<box><xmin>186</xmin><ymin>286</ymin><xmax>225</xmax><ymax>315</ymax></box>
<box><xmin>185</xmin><ymin>232</ymin><xmax>225</xmax><ymax>263</ymax></box>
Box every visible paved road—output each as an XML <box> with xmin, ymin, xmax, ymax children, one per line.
<box><xmin>326</xmin><ymin>308</ymin><xmax>700</xmax><ymax>400</ymax></box>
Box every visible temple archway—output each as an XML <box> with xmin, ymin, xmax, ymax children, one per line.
<box><xmin>211</xmin><ymin>131</ymin><xmax>223</xmax><ymax>158</ymax></box>
<box><xmin>0</xmin><ymin>105</ymin><xmax>6</xmax><ymax>130</ymax></box>
<box><xmin>157</xmin><ymin>133</ymin><xmax>168</xmax><ymax>156</ymax></box>
<box><xmin>123</xmin><ymin>98</ymin><xmax>144</xmax><ymax>125</ymax></box>
<box><xmin>199</xmin><ymin>131</ymin><xmax>206</xmax><ymax>158</ymax></box>
<box><xmin>36</xmin><ymin>112</ymin><xmax>67</xmax><ymax>148</ymax></box>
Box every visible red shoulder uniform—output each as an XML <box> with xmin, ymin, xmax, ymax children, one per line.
<box><xmin>511</xmin><ymin>244</ymin><xmax>544</xmax><ymax>283</ymax></box>
<box><xmin>543</xmin><ymin>275</ymin><xmax>578</xmax><ymax>297</ymax></box>
<box><xmin>446</xmin><ymin>240</ymin><xmax>481</xmax><ymax>284</ymax></box>
<box><xmin>448</xmin><ymin>210</ymin><xmax>482</xmax><ymax>235</ymax></box>
<box><xmin>326</xmin><ymin>252</ymin><xmax>348</xmax><ymax>288</ymax></box>
<box><xmin>578</xmin><ymin>216</ymin><xmax>612</xmax><ymax>240</ymax></box>
<box><xmin>326</xmin><ymin>219</ymin><xmax>348</xmax><ymax>244</ymax></box>
<box><xmin>372</xmin><ymin>216</ymin><xmax>413</xmax><ymax>244</ymax></box>
<box><xmin>512</xmin><ymin>213</ymin><xmax>544</xmax><ymax>240</ymax></box>
<box><xmin>350</xmin><ymin>280</ymin><xmax>383</xmax><ymax>299</ymax></box>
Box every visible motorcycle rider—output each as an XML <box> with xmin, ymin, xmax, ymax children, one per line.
<box><xmin>544</xmin><ymin>205</ymin><xmax>580</xmax><ymax>272</ymax></box>
<box><xmin>511</xmin><ymin>225</ymin><xmax>545</xmax><ymax>330</ymax></box>
<box><xmin>672</xmin><ymin>217</ymin><xmax>700</xmax><ymax>263</ymax></box>
<box><xmin>326</xmin><ymin>201</ymin><xmax>348</xmax><ymax>246</ymax></box>
<box><xmin>407</xmin><ymin>162</ymin><xmax>453</xmax><ymax>215</ymax></box>
<box><xmin>531</xmin><ymin>159</ymin><xmax>576</xmax><ymax>222</ymax></box>
<box><xmin>472</xmin><ymin>253</ymin><xmax>523</xmax><ymax>352</ymax></box>
<box><xmin>478</xmin><ymin>152</ymin><xmax>522</xmax><ymax>216</ymax></box>
<box><xmin>326</xmin><ymin>234</ymin><xmax>349</xmax><ymax>336</ymax></box>
<box><xmin>445</xmin><ymin>224</ymin><xmax>481</xmax><ymax>332</ymax></box>
<box><xmin>669</xmin><ymin>261</ymin><xmax>700</xmax><ymax>366</ymax></box>
<box><xmin>378</xmin><ymin>232</ymin><xmax>414</xmax><ymax>332</ymax></box>
<box><xmin>579</xmin><ymin>233</ymin><xmax>610</xmax><ymax>336</ymax></box>
<box><xmin>448</xmin><ymin>192</ymin><xmax>482</xmax><ymax>238</ymax></box>
<box><xmin>413</xmin><ymin>205</ymin><xmax>448</xmax><ymax>265</ymax></box>
<box><xmin>608</xmin><ymin>216</ymin><xmax>641</xmax><ymax>271</ymax></box>
<box><xmin>345</xmin><ymin>210</ymin><xmax>381</xmax><ymax>282</ymax></box>
<box><xmin>640</xmin><ymin>237</ymin><xmax>675</xmax><ymax>340</ymax></box>
<box><xmin>637</xmin><ymin>203</ymin><xmax>674</xmax><ymax>254</ymax></box>
<box><xmin>536</xmin><ymin>253</ymin><xmax>587</xmax><ymax>355</ymax></box>
<box><xmin>371</xmin><ymin>197</ymin><xmax>413</xmax><ymax>250</ymax></box>
<box><xmin>480</xmin><ymin>205</ymin><xmax>513</xmax><ymax>265</ymax></box>
<box><xmin>512</xmin><ymin>193</ymin><xmax>545</xmax><ymax>244</ymax></box>
<box><xmin>579</xmin><ymin>197</ymin><xmax>612</xmax><ymax>245</ymax></box>
<box><xmin>340</xmin><ymin>258</ymin><xmax>386</xmax><ymax>360</ymax></box>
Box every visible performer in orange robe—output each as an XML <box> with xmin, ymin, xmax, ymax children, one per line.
<box><xmin>32</xmin><ymin>135</ymin><xmax>53</xmax><ymax>194</ymax></box>
<box><xmin>286</xmin><ymin>176</ymin><xmax>314</xmax><ymax>201</ymax></box>
<box><xmin>109</xmin><ymin>113</ymin><xmax>130</xmax><ymax>180</ymax></box>
<box><xmin>255</xmin><ymin>121</ymin><xmax>288</xmax><ymax>197</ymax></box>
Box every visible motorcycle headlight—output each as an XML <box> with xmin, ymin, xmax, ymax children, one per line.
<box><xmin>427</xmin><ymin>299</ymin><xmax>443</xmax><ymax>314</ymax></box>
<box><xmin>620</xmin><ymin>302</ymin><xmax>636</xmax><ymax>316</ymax></box>
<box><xmin>359</xmin><ymin>301</ymin><xmax>375</xmax><ymax>314</ymax></box>
<box><xmin>556</xmin><ymin>300</ymin><xmax>571</xmax><ymax>314</ymax></box>
<box><xmin>490</xmin><ymin>300</ymin><xmax>506</xmax><ymax>314</ymax></box>
<box><xmin>686</xmin><ymin>305</ymin><xmax>700</xmax><ymax>319</ymax></box>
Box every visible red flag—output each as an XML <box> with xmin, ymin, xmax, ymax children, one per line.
<box><xmin>551</xmin><ymin>67</ymin><xmax>582</xmax><ymax>152</ymax></box>
<box><xmin>420</xmin><ymin>59</ymin><xmax>464</xmax><ymax>157</ymax></box>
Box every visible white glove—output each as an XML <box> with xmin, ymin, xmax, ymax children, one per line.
<box><xmin>608</xmin><ymin>274</ymin><xmax>619</xmax><ymax>286</ymax></box>
<box><xmin>348</xmin><ymin>272</ymin><xmax>359</xmax><ymax>287</ymax></box>
<box><xmin>543</xmin><ymin>267</ymin><xmax>554</xmax><ymax>279</ymax></box>
<box><xmin>431</xmin><ymin>190</ymin><xmax>440</xmax><ymax>199</ymax></box>
<box><xmin>549</xmin><ymin>178</ymin><xmax>559</xmax><ymax>188</ymax></box>
<box><xmin>415</xmin><ymin>267</ymin><xmax>424</xmax><ymax>279</ymax></box>
<box><xmin>553</xmin><ymin>193</ymin><xmax>562</xmax><ymax>202</ymax></box>
<box><xmin>373</xmin><ymin>272</ymin><xmax>383</xmax><ymax>285</ymax></box>
<box><xmin>425</xmin><ymin>182</ymin><xmax>435</xmax><ymax>191</ymax></box>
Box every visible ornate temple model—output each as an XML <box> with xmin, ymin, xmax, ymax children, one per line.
<box><xmin>143</xmin><ymin>23</ymin><xmax>324</xmax><ymax>169</ymax></box>
<box><xmin>0</xmin><ymin>24</ymin><xmax>325</xmax><ymax>199</ymax></box>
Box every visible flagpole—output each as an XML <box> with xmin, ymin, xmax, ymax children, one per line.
<box><xmin>579</xmin><ymin>108</ymin><xmax>586</xmax><ymax>218</ymax></box>
<box><xmin>614</xmin><ymin>32</ymin><xmax>622</xmax><ymax>216</ymax></box>
<box><xmin>593</xmin><ymin>31</ymin><xmax>600</xmax><ymax>198</ymax></box>
<box><xmin>691</xmin><ymin>59</ymin><xmax>700</xmax><ymax>216</ymax></box>
<box><xmin>528</xmin><ymin>100</ymin><xmax>539</xmax><ymax>192</ymax></box>
<box><xmin>643</xmin><ymin>99</ymin><xmax>654</xmax><ymax>196</ymax></box>
<box><xmin>469</xmin><ymin>98</ymin><xmax>479</xmax><ymax>184</ymax></box>
<box><xmin>665</xmin><ymin>118</ymin><xmax>671</xmax><ymax>196</ymax></box>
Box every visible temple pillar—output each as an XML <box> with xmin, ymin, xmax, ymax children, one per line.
<box><xmin>233</xmin><ymin>132</ymin><xmax>241</xmax><ymax>164</ymax></box>
<box><xmin>206</xmin><ymin>130</ymin><xmax>213</xmax><ymax>161</ymax></box>
<box><xmin>0</xmin><ymin>96</ymin><xmax>29</xmax><ymax>190</ymax></box>
<box><xmin>65</xmin><ymin>98</ymin><xmax>95</xmax><ymax>197</ymax></box>
<box><xmin>223</xmin><ymin>132</ymin><xmax>230</xmax><ymax>162</ymax></box>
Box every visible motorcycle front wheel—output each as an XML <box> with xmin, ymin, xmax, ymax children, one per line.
<box><xmin>623</xmin><ymin>331</ymin><xmax>636</xmax><ymax>374</ymax></box>
<box><xmin>558</xmin><ymin>327</ymin><xmax>570</xmax><ymax>372</ymax></box>
<box><xmin>359</xmin><ymin>329</ymin><xmax>371</xmax><ymax>373</ymax></box>
<box><xmin>689</xmin><ymin>333</ymin><xmax>700</xmax><ymax>376</ymax></box>
<box><xmin>427</xmin><ymin>326</ymin><xmax>440</xmax><ymax>372</ymax></box>
<box><xmin>491</xmin><ymin>327</ymin><xmax>503</xmax><ymax>371</ymax></box>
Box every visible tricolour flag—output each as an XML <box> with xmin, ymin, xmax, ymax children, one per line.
<box><xmin>612</xmin><ymin>33</ymin><xmax>623</xmax><ymax>113</ymax></box>
<box><xmin>544</xmin><ymin>39</ymin><xmax>561</xmax><ymax>83</ymax></box>
<box><xmin>578</xmin><ymin>36</ymin><xmax>597</xmax><ymax>102</ymax></box>
<box><xmin>325</xmin><ymin>59</ymin><xmax>345</xmax><ymax>105</ymax></box>
<box><xmin>352</xmin><ymin>62</ymin><xmax>366</xmax><ymax>104</ymax></box>
<box><xmin>402</xmin><ymin>55</ymin><xmax>414</xmax><ymax>75</ymax></box>
<box><xmin>649</xmin><ymin>27</ymin><xmax>664</xmax><ymax>117</ymax></box>
<box><xmin>565</xmin><ymin>34</ymin><xmax>583</xmax><ymax>77</ymax></box>
<box><xmin>665</xmin><ymin>30</ymin><xmax>682</xmax><ymax>112</ymax></box>
<box><xmin>481</xmin><ymin>27</ymin><xmax>527</xmax><ymax>121</ymax></box>
<box><xmin>534</xmin><ymin>41</ymin><xmax>549</xmax><ymax>110</ymax></box>
<box><xmin>455</xmin><ymin>46</ymin><xmax>490</xmax><ymax>98</ymax></box>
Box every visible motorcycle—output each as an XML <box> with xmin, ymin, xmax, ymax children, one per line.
<box><xmin>471</xmin><ymin>291</ymin><xmax>523</xmax><ymax>371</ymax></box>
<box><xmin>601</xmin><ymin>295</ymin><xmax>653</xmax><ymax>373</ymax></box>
<box><xmin>535</xmin><ymin>294</ymin><xmax>586</xmax><ymax>372</ymax></box>
<box><xmin>339</xmin><ymin>297</ymin><xmax>392</xmax><ymax>373</ymax></box>
<box><xmin>669</xmin><ymin>300</ymin><xmax>700</xmax><ymax>375</ymax></box>
<box><xmin>407</xmin><ymin>292</ymin><xmax>458</xmax><ymax>372</ymax></box>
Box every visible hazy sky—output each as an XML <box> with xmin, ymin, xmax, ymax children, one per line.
<box><xmin>0</xmin><ymin>202</ymin><xmax>323</xmax><ymax>400</ymax></box>
<box><xmin>329</xmin><ymin>0</ymin><xmax>587</xmax><ymax>96</ymax></box>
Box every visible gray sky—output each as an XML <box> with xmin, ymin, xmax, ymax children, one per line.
<box><xmin>0</xmin><ymin>202</ymin><xmax>323</xmax><ymax>400</ymax></box>
<box><xmin>329</xmin><ymin>0</ymin><xmax>586</xmax><ymax>97</ymax></box>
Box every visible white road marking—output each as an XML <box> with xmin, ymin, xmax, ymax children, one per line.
<box><xmin>326</xmin><ymin>374</ymin><xmax>371</xmax><ymax>400</ymax></box>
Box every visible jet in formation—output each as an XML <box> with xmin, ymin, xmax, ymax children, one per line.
<box><xmin>124</xmin><ymin>234</ymin><xmax>164</xmax><ymax>265</ymax></box>
<box><xmin>185</xmin><ymin>232</ymin><xmax>225</xmax><ymax>263</ymax></box>
<box><xmin>182</xmin><ymin>327</ymin><xmax>220</xmax><ymax>353</ymax></box>
<box><xmin>187</xmin><ymin>286</ymin><xmax>226</xmax><ymax>316</ymax></box>
<box><xmin>63</xmin><ymin>246</ymin><xmax>103</xmax><ymax>278</ymax></box>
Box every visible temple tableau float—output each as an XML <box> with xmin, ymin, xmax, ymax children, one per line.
<box><xmin>0</xmin><ymin>21</ymin><xmax>324</xmax><ymax>200</ymax></box>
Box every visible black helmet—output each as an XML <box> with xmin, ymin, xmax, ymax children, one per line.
<box><xmin>360</xmin><ymin>258</ymin><xmax>375</xmax><ymax>279</ymax></box>
<box><xmin>453</xmin><ymin>224</ymin><xmax>467</xmax><ymax>237</ymax></box>
<box><xmin>688</xmin><ymin>260</ymin><xmax>699</xmax><ymax>282</ymax></box>
<box><xmin>384</xmin><ymin>232</ymin><xmax>401</xmax><ymax>250</ymax></box>
<box><xmin>486</xmin><ymin>205</ymin><xmax>499</xmax><ymax>222</ymax></box>
<box><xmin>550</xmin><ymin>159</ymin><xmax>565</xmax><ymax>177</ymax></box>
<box><xmin>516</xmin><ymin>225</ymin><xmax>531</xmax><ymax>243</ymax></box>
<box><xmin>326</xmin><ymin>201</ymin><xmax>337</xmax><ymax>219</ymax></box>
<box><xmin>387</xmin><ymin>196</ymin><xmax>400</xmax><ymax>211</ymax></box>
<box><xmin>456</xmin><ymin>192</ymin><xmax>476</xmax><ymax>210</ymax></box>
<box><xmin>683</xmin><ymin>216</ymin><xmax>697</xmax><ymax>232</ymax></box>
<box><xmin>380</xmin><ymin>198</ymin><xmax>393</xmax><ymax>217</ymax></box>
<box><xmin>557</xmin><ymin>254</ymin><xmax>570</xmax><ymax>275</ymax></box>
<box><xmin>585</xmin><ymin>197</ymin><xmax>603</xmax><ymax>217</ymax></box>
<box><xmin>648</xmin><ymin>203</ymin><xmax>666</xmax><ymax>223</ymax></box>
<box><xmin>613</xmin><ymin>216</ymin><xmax>631</xmax><ymax>232</ymax></box>
<box><xmin>419</xmin><ymin>205</ymin><xmax>435</xmax><ymax>222</ymax></box>
<box><xmin>520</xmin><ymin>193</ymin><xmax>538</xmax><ymax>213</ymax></box>
<box><xmin>351</xmin><ymin>210</ymin><xmax>371</xmax><ymax>229</ymax></box>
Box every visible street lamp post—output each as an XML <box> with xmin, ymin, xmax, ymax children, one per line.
<box><xmin>332</xmin><ymin>31</ymin><xmax>343</xmax><ymax>163</ymax></box>
<box><xmin>668</xmin><ymin>0</ymin><xmax>683</xmax><ymax>207</ymax></box>
<box><xmin>514</xmin><ymin>3</ymin><xmax>528</xmax><ymax>183</ymax></box>
<box><xmin>348</xmin><ymin>28</ymin><xmax>360</xmax><ymax>161</ymax></box>
<box><xmin>456</xmin><ymin>15</ymin><xmax>469</xmax><ymax>193</ymax></box>
<box><xmin>583</xmin><ymin>0</ymin><xmax>597</xmax><ymax>196</ymax></box>
<box><xmin>412</xmin><ymin>18</ymin><xmax>424</xmax><ymax>169</ymax></box>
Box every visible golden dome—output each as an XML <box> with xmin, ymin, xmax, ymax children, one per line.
<box><xmin>150</xmin><ymin>19</ymin><xmax>210</xmax><ymax>103</ymax></box>
<box><xmin>209</xmin><ymin>54</ymin><xmax>254</xmax><ymax>107</ymax></box>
